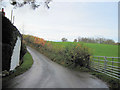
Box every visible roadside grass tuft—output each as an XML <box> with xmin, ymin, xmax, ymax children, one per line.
<box><xmin>72</xmin><ymin>67</ymin><xmax>120</xmax><ymax>89</ymax></box>
<box><xmin>88</xmin><ymin>69</ymin><xmax>120</xmax><ymax>89</ymax></box>
<box><xmin>2</xmin><ymin>52</ymin><xmax>33</xmax><ymax>82</ymax></box>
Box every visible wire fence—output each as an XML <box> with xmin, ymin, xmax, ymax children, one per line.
<box><xmin>90</xmin><ymin>56</ymin><xmax>120</xmax><ymax>80</ymax></box>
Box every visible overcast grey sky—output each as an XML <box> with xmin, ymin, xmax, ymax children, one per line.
<box><xmin>2</xmin><ymin>0</ymin><xmax>119</xmax><ymax>42</ymax></box>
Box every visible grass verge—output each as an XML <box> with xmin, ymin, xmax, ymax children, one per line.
<box><xmin>89</xmin><ymin>70</ymin><xmax>120</xmax><ymax>89</ymax></box>
<box><xmin>30</xmin><ymin>46</ymin><xmax>120</xmax><ymax>89</ymax></box>
<box><xmin>73</xmin><ymin>66</ymin><xmax>120</xmax><ymax>89</ymax></box>
<box><xmin>2</xmin><ymin>52</ymin><xmax>33</xmax><ymax>82</ymax></box>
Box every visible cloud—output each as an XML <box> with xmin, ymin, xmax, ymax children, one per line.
<box><xmin>52</xmin><ymin>0</ymin><xmax>119</xmax><ymax>2</ymax></box>
<box><xmin>4</xmin><ymin>1</ymin><xmax>118</xmax><ymax>42</ymax></box>
<box><xmin>22</xmin><ymin>23</ymin><xmax>117</xmax><ymax>41</ymax></box>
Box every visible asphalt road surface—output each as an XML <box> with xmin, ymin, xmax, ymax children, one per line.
<box><xmin>3</xmin><ymin>47</ymin><xmax>109</xmax><ymax>88</ymax></box>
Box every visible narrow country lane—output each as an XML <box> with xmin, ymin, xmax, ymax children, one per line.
<box><xmin>3</xmin><ymin>47</ymin><xmax>109</xmax><ymax>88</ymax></box>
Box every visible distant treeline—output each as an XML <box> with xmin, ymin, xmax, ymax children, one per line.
<box><xmin>23</xmin><ymin>35</ymin><xmax>91</xmax><ymax>69</ymax></box>
<box><xmin>77</xmin><ymin>37</ymin><xmax>116</xmax><ymax>44</ymax></box>
<box><xmin>62</xmin><ymin>37</ymin><xmax>119</xmax><ymax>45</ymax></box>
<box><xmin>71</xmin><ymin>37</ymin><xmax>119</xmax><ymax>45</ymax></box>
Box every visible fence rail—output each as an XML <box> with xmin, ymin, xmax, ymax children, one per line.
<box><xmin>90</xmin><ymin>56</ymin><xmax>120</xmax><ymax>80</ymax></box>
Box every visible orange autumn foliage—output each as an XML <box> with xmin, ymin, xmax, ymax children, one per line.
<box><xmin>34</xmin><ymin>37</ymin><xmax>46</xmax><ymax>46</ymax></box>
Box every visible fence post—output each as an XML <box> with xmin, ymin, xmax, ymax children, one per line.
<box><xmin>91</xmin><ymin>56</ymin><xmax>120</xmax><ymax>80</ymax></box>
<box><xmin>98</xmin><ymin>57</ymin><xmax>99</xmax><ymax>70</ymax></box>
<box><xmin>112</xmin><ymin>58</ymin><xmax>114</xmax><ymax>72</ymax></box>
<box><xmin>104</xmin><ymin>57</ymin><xmax>107</xmax><ymax>73</ymax></box>
<box><xmin>87</xmin><ymin>55</ymin><xmax>90</xmax><ymax>69</ymax></box>
<box><xmin>91</xmin><ymin>56</ymin><xmax>94</xmax><ymax>70</ymax></box>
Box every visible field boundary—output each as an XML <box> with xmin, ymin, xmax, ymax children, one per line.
<box><xmin>90</xmin><ymin>56</ymin><xmax>120</xmax><ymax>80</ymax></box>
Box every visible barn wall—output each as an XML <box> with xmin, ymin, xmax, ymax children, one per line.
<box><xmin>10</xmin><ymin>36</ymin><xmax>21</xmax><ymax>71</ymax></box>
<box><xmin>2</xmin><ymin>14</ymin><xmax>22</xmax><ymax>71</ymax></box>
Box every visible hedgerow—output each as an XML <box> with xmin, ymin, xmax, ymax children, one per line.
<box><xmin>23</xmin><ymin>35</ymin><xmax>92</xmax><ymax>69</ymax></box>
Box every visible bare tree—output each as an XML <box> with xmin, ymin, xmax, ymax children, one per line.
<box><xmin>1</xmin><ymin>0</ymin><xmax>52</xmax><ymax>10</ymax></box>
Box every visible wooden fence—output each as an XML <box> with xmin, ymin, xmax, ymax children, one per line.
<box><xmin>90</xmin><ymin>56</ymin><xmax>120</xmax><ymax>80</ymax></box>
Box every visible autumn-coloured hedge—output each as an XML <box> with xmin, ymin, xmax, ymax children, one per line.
<box><xmin>23</xmin><ymin>35</ymin><xmax>91</xmax><ymax>69</ymax></box>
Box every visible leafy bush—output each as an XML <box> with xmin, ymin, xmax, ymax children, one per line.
<box><xmin>23</xmin><ymin>35</ymin><xmax>92</xmax><ymax>69</ymax></box>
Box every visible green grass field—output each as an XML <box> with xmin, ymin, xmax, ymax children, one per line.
<box><xmin>83</xmin><ymin>43</ymin><xmax>118</xmax><ymax>57</ymax></box>
<box><xmin>50</xmin><ymin>42</ymin><xmax>119</xmax><ymax>57</ymax></box>
<box><xmin>24</xmin><ymin>35</ymin><xmax>120</xmax><ymax>88</ymax></box>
